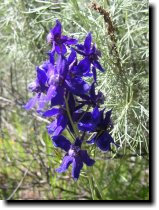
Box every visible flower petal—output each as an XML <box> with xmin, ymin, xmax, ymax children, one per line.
<box><xmin>60</xmin><ymin>35</ymin><xmax>68</xmax><ymax>43</ymax></box>
<box><xmin>52</xmin><ymin>40</ymin><xmax>56</xmax><ymax>52</ymax></box>
<box><xmin>56</xmin><ymin>54</ymin><xmax>62</xmax><ymax>74</ymax></box>
<box><xmin>90</xmin><ymin>82</ymin><xmax>96</xmax><ymax>101</ymax></box>
<box><xmin>83</xmin><ymin>71</ymin><xmax>93</xmax><ymax>77</ymax></box>
<box><xmin>78</xmin><ymin>111</ymin><xmax>92</xmax><ymax>123</ymax></box>
<box><xmin>65</xmin><ymin>38</ymin><xmax>78</xmax><ymax>45</ymax></box>
<box><xmin>36</xmin><ymin>67</ymin><xmax>48</xmax><ymax>85</ymax></box>
<box><xmin>92</xmin><ymin>106</ymin><xmax>100</xmax><ymax>121</ymax></box>
<box><xmin>96</xmin><ymin>132</ymin><xmax>114</xmax><ymax>151</ymax></box>
<box><xmin>47</xmin><ymin>119</ymin><xmax>58</xmax><ymax>135</ymax></box>
<box><xmin>103</xmin><ymin>110</ymin><xmax>112</xmax><ymax>127</ymax></box>
<box><xmin>28</xmin><ymin>80</ymin><xmax>39</xmax><ymax>92</ymax></box>
<box><xmin>51</xmin><ymin>19</ymin><xmax>62</xmax><ymax>36</ymax></box>
<box><xmin>92</xmin><ymin>66</ymin><xmax>97</xmax><ymax>82</ymax></box>
<box><xmin>55</xmin><ymin>44</ymin><xmax>67</xmax><ymax>55</ymax></box>
<box><xmin>51</xmin><ymin>86</ymin><xmax>64</xmax><ymax>106</ymax></box>
<box><xmin>84</xmin><ymin>33</ymin><xmax>92</xmax><ymax>54</ymax></box>
<box><xmin>42</xmin><ymin>108</ymin><xmax>60</xmax><ymax>117</ymax></box>
<box><xmin>52</xmin><ymin>135</ymin><xmax>71</xmax><ymax>152</ymax></box>
<box><xmin>60</xmin><ymin>57</ymin><xmax>68</xmax><ymax>79</ymax></box>
<box><xmin>72</xmin><ymin>157</ymin><xmax>83</xmax><ymax>180</ymax></box>
<box><xmin>90</xmin><ymin>45</ymin><xmax>101</xmax><ymax>57</ymax></box>
<box><xmin>47</xmin><ymin>113</ymin><xmax>67</xmax><ymax>136</ymax></box>
<box><xmin>37</xmin><ymin>93</ymin><xmax>46</xmax><ymax>113</ymax></box>
<box><xmin>53</xmin><ymin>125</ymin><xmax>64</xmax><ymax>136</ymax></box>
<box><xmin>46</xmin><ymin>85</ymin><xmax>57</xmax><ymax>101</ymax></box>
<box><xmin>68</xmin><ymin>49</ymin><xmax>76</xmax><ymax>65</ymax></box>
<box><xmin>56</xmin><ymin>155</ymin><xmax>73</xmax><ymax>173</ymax></box>
<box><xmin>47</xmin><ymin>32</ymin><xmax>53</xmax><ymax>44</ymax></box>
<box><xmin>78</xmin><ymin>122</ymin><xmax>95</xmax><ymax>132</ymax></box>
<box><xmin>77</xmin><ymin>57</ymin><xmax>91</xmax><ymax>74</ymax></box>
<box><xmin>93</xmin><ymin>60</ymin><xmax>105</xmax><ymax>72</ymax></box>
<box><xmin>76</xmin><ymin>44</ymin><xmax>85</xmax><ymax>51</ymax></box>
<box><xmin>78</xmin><ymin>109</ymin><xmax>97</xmax><ymax>131</ymax></box>
<box><xmin>47</xmin><ymin>51</ymin><xmax>55</xmax><ymax>65</ymax></box>
<box><xmin>65</xmin><ymin>77</ymin><xmax>90</xmax><ymax>95</ymax></box>
<box><xmin>80</xmin><ymin>150</ymin><xmax>95</xmax><ymax>166</ymax></box>
<box><xmin>47</xmin><ymin>63</ymin><xmax>55</xmax><ymax>77</ymax></box>
<box><xmin>23</xmin><ymin>94</ymin><xmax>38</xmax><ymax>110</ymax></box>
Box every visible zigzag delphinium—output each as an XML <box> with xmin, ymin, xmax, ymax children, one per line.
<box><xmin>24</xmin><ymin>20</ymin><xmax>118</xmax><ymax>180</ymax></box>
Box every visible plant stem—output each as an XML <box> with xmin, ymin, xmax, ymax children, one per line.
<box><xmin>64</xmin><ymin>94</ymin><xmax>79</xmax><ymax>139</ymax></box>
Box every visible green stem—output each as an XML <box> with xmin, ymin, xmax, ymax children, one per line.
<box><xmin>87</xmin><ymin>132</ymin><xmax>96</xmax><ymax>141</ymax></box>
<box><xmin>67</xmin><ymin>126</ymin><xmax>76</xmax><ymax>141</ymax></box>
<box><xmin>88</xmin><ymin>176</ymin><xmax>95</xmax><ymax>200</ymax></box>
<box><xmin>64</xmin><ymin>94</ymin><xmax>79</xmax><ymax>138</ymax></box>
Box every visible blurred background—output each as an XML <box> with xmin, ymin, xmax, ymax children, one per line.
<box><xmin>0</xmin><ymin>0</ymin><xmax>149</xmax><ymax>200</ymax></box>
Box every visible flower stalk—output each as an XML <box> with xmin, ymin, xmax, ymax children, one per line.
<box><xmin>64</xmin><ymin>94</ymin><xmax>79</xmax><ymax>138</ymax></box>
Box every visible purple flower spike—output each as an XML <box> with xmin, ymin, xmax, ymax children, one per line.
<box><xmin>23</xmin><ymin>20</ymin><xmax>117</xmax><ymax>181</ymax></box>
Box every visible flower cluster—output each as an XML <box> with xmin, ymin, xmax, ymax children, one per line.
<box><xmin>24</xmin><ymin>20</ymin><xmax>118</xmax><ymax>180</ymax></box>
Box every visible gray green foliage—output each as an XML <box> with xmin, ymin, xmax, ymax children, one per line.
<box><xmin>0</xmin><ymin>0</ymin><xmax>149</xmax><ymax>200</ymax></box>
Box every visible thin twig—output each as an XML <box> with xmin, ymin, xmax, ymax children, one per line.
<box><xmin>6</xmin><ymin>159</ymin><xmax>34</xmax><ymax>200</ymax></box>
